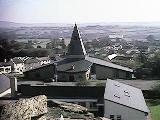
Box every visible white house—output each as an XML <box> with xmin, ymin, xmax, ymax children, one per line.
<box><xmin>104</xmin><ymin>79</ymin><xmax>149</xmax><ymax>120</ymax></box>
<box><xmin>0</xmin><ymin>62</ymin><xmax>12</xmax><ymax>74</ymax></box>
<box><xmin>9</xmin><ymin>57</ymin><xmax>24</xmax><ymax>74</ymax></box>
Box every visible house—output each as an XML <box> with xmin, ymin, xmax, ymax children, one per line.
<box><xmin>108</xmin><ymin>35</ymin><xmax>123</xmax><ymax>42</ymax></box>
<box><xmin>0</xmin><ymin>74</ymin><xmax>11</xmax><ymax>97</ymax></box>
<box><xmin>104</xmin><ymin>79</ymin><xmax>149</xmax><ymax>120</ymax></box>
<box><xmin>8</xmin><ymin>57</ymin><xmax>24</xmax><ymax>74</ymax></box>
<box><xmin>0</xmin><ymin>62</ymin><xmax>12</xmax><ymax>74</ymax></box>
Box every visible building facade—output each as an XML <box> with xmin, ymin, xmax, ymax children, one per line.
<box><xmin>104</xmin><ymin>80</ymin><xmax>149</xmax><ymax>120</ymax></box>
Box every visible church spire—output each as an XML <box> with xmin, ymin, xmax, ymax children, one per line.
<box><xmin>67</xmin><ymin>24</ymin><xmax>86</xmax><ymax>58</ymax></box>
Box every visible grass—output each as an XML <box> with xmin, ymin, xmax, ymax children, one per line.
<box><xmin>146</xmin><ymin>99</ymin><xmax>160</xmax><ymax>120</ymax></box>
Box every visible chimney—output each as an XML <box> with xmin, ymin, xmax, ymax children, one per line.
<box><xmin>10</xmin><ymin>77</ymin><xmax>17</xmax><ymax>97</ymax></box>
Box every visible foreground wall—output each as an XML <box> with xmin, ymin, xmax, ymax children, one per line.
<box><xmin>0</xmin><ymin>95</ymin><xmax>47</xmax><ymax>120</ymax></box>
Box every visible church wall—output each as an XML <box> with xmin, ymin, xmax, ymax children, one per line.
<box><xmin>57</xmin><ymin>69</ymin><xmax>90</xmax><ymax>82</ymax></box>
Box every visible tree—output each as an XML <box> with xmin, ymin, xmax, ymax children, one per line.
<box><xmin>0</xmin><ymin>39</ymin><xmax>13</xmax><ymax>62</ymax></box>
<box><xmin>37</xmin><ymin>45</ymin><xmax>42</xmax><ymax>48</ymax></box>
<box><xmin>146</xmin><ymin>35</ymin><xmax>155</xmax><ymax>41</ymax></box>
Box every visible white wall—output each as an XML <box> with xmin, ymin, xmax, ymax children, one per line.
<box><xmin>14</xmin><ymin>63</ymin><xmax>24</xmax><ymax>74</ymax></box>
<box><xmin>104</xmin><ymin>100</ymin><xmax>147</xmax><ymax>120</ymax></box>
<box><xmin>0</xmin><ymin>66</ymin><xmax>11</xmax><ymax>74</ymax></box>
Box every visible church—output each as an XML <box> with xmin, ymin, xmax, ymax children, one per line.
<box><xmin>24</xmin><ymin>24</ymin><xmax>133</xmax><ymax>81</ymax></box>
<box><xmin>56</xmin><ymin>24</ymin><xmax>133</xmax><ymax>82</ymax></box>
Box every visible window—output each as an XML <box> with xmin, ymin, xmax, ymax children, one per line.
<box><xmin>114</xmin><ymin>83</ymin><xmax>120</xmax><ymax>87</ymax></box>
<box><xmin>35</xmin><ymin>73</ymin><xmax>40</xmax><ymax>78</ymax></box>
<box><xmin>110</xmin><ymin>115</ymin><xmax>114</xmax><ymax>120</ymax></box>
<box><xmin>114</xmin><ymin>94</ymin><xmax>120</xmax><ymax>98</ymax></box>
<box><xmin>78</xmin><ymin>102</ymin><xmax>86</xmax><ymax>107</ymax></box>
<box><xmin>0</xmin><ymin>68</ymin><xmax>4</xmax><ymax>72</ymax></box>
<box><xmin>117</xmin><ymin>115</ymin><xmax>121</xmax><ymax>120</ymax></box>
<box><xmin>124</xmin><ymin>90</ymin><xmax>130</xmax><ymax>97</ymax></box>
<box><xmin>90</xmin><ymin>102</ymin><xmax>97</xmax><ymax>109</ymax></box>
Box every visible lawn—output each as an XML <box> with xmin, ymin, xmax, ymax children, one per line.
<box><xmin>146</xmin><ymin>99</ymin><xmax>160</xmax><ymax>120</ymax></box>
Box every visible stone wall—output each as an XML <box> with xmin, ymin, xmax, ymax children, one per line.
<box><xmin>0</xmin><ymin>95</ymin><xmax>47</xmax><ymax>120</ymax></box>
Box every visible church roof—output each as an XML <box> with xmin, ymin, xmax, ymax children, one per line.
<box><xmin>67</xmin><ymin>24</ymin><xmax>86</xmax><ymax>56</ymax></box>
<box><xmin>57</xmin><ymin>59</ymin><xmax>92</xmax><ymax>73</ymax></box>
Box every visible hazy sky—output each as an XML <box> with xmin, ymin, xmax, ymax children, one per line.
<box><xmin>0</xmin><ymin>0</ymin><xmax>160</xmax><ymax>23</ymax></box>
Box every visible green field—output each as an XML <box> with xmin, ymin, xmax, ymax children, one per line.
<box><xmin>146</xmin><ymin>99</ymin><xmax>160</xmax><ymax>120</ymax></box>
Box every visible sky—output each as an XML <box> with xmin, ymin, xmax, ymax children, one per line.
<box><xmin>0</xmin><ymin>0</ymin><xmax>160</xmax><ymax>23</ymax></box>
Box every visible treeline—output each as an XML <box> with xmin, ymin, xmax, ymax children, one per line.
<box><xmin>0</xmin><ymin>38</ymin><xmax>50</xmax><ymax>62</ymax></box>
<box><xmin>134</xmin><ymin>51</ymin><xmax>160</xmax><ymax>79</ymax></box>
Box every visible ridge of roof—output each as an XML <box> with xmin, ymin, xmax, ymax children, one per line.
<box><xmin>85</xmin><ymin>56</ymin><xmax>133</xmax><ymax>72</ymax></box>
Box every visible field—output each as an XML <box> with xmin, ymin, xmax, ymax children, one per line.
<box><xmin>146</xmin><ymin>99</ymin><xmax>160</xmax><ymax>120</ymax></box>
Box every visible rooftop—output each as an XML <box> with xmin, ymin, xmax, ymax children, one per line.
<box><xmin>104</xmin><ymin>79</ymin><xmax>149</xmax><ymax>113</ymax></box>
<box><xmin>86</xmin><ymin>56</ymin><xmax>133</xmax><ymax>72</ymax></box>
<box><xmin>57</xmin><ymin>59</ymin><xmax>92</xmax><ymax>73</ymax></box>
<box><xmin>0</xmin><ymin>62</ymin><xmax>11</xmax><ymax>67</ymax></box>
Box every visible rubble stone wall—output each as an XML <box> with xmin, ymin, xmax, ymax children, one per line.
<box><xmin>0</xmin><ymin>95</ymin><xmax>47</xmax><ymax>120</ymax></box>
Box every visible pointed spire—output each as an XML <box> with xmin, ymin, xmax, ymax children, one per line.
<box><xmin>67</xmin><ymin>24</ymin><xmax>86</xmax><ymax>58</ymax></box>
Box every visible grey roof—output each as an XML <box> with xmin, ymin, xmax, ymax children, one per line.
<box><xmin>9</xmin><ymin>57</ymin><xmax>23</xmax><ymax>64</ymax></box>
<box><xmin>24</xmin><ymin>61</ymin><xmax>54</xmax><ymax>72</ymax></box>
<box><xmin>57</xmin><ymin>59</ymin><xmax>92</xmax><ymax>73</ymax></box>
<box><xmin>36</xmin><ymin>57</ymin><xmax>50</xmax><ymax>61</ymax></box>
<box><xmin>0</xmin><ymin>62</ymin><xmax>11</xmax><ymax>67</ymax></box>
<box><xmin>104</xmin><ymin>79</ymin><xmax>149</xmax><ymax>113</ymax></box>
<box><xmin>24</xmin><ymin>58</ymin><xmax>40</xmax><ymax>64</ymax></box>
<box><xmin>0</xmin><ymin>74</ymin><xmax>10</xmax><ymax>94</ymax></box>
<box><xmin>86</xmin><ymin>56</ymin><xmax>133</xmax><ymax>72</ymax></box>
<box><xmin>116</xmin><ymin>79</ymin><xmax>156</xmax><ymax>90</ymax></box>
<box><xmin>67</xmin><ymin>24</ymin><xmax>86</xmax><ymax>56</ymax></box>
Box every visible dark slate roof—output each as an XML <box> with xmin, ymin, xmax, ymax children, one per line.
<box><xmin>67</xmin><ymin>24</ymin><xmax>86</xmax><ymax>56</ymax></box>
<box><xmin>9</xmin><ymin>57</ymin><xmax>23</xmax><ymax>64</ymax></box>
<box><xmin>57</xmin><ymin>60</ymin><xmax>92</xmax><ymax>73</ymax></box>
<box><xmin>0</xmin><ymin>62</ymin><xmax>11</xmax><ymax>67</ymax></box>
<box><xmin>104</xmin><ymin>79</ymin><xmax>149</xmax><ymax>113</ymax></box>
<box><xmin>86</xmin><ymin>56</ymin><xmax>133</xmax><ymax>72</ymax></box>
<box><xmin>24</xmin><ymin>61</ymin><xmax>55</xmax><ymax>72</ymax></box>
<box><xmin>0</xmin><ymin>74</ymin><xmax>10</xmax><ymax>94</ymax></box>
<box><xmin>24</xmin><ymin>58</ymin><xmax>40</xmax><ymax>64</ymax></box>
<box><xmin>36</xmin><ymin>57</ymin><xmax>50</xmax><ymax>61</ymax></box>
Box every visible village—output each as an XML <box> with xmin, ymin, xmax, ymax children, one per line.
<box><xmin>0</xmin><ymin>23</ymin><xmax>160</xmax><ymax>120</ymax></box>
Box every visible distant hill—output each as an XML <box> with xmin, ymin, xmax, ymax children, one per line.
<box><xmin>0</xmin><ymin>21</ymin><xmax>72</xmax><ymax>28</ymax></box>
<box><xmin>1</xmin><ymin>21</ymin><xmax>160</xmax><ymax>28</ymax></box>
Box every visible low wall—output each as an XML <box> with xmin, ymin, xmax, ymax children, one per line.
<box><xmin>18</xmin><ymin>85</ymin><xmax>105</xmax><ymax>99</ymax></box>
